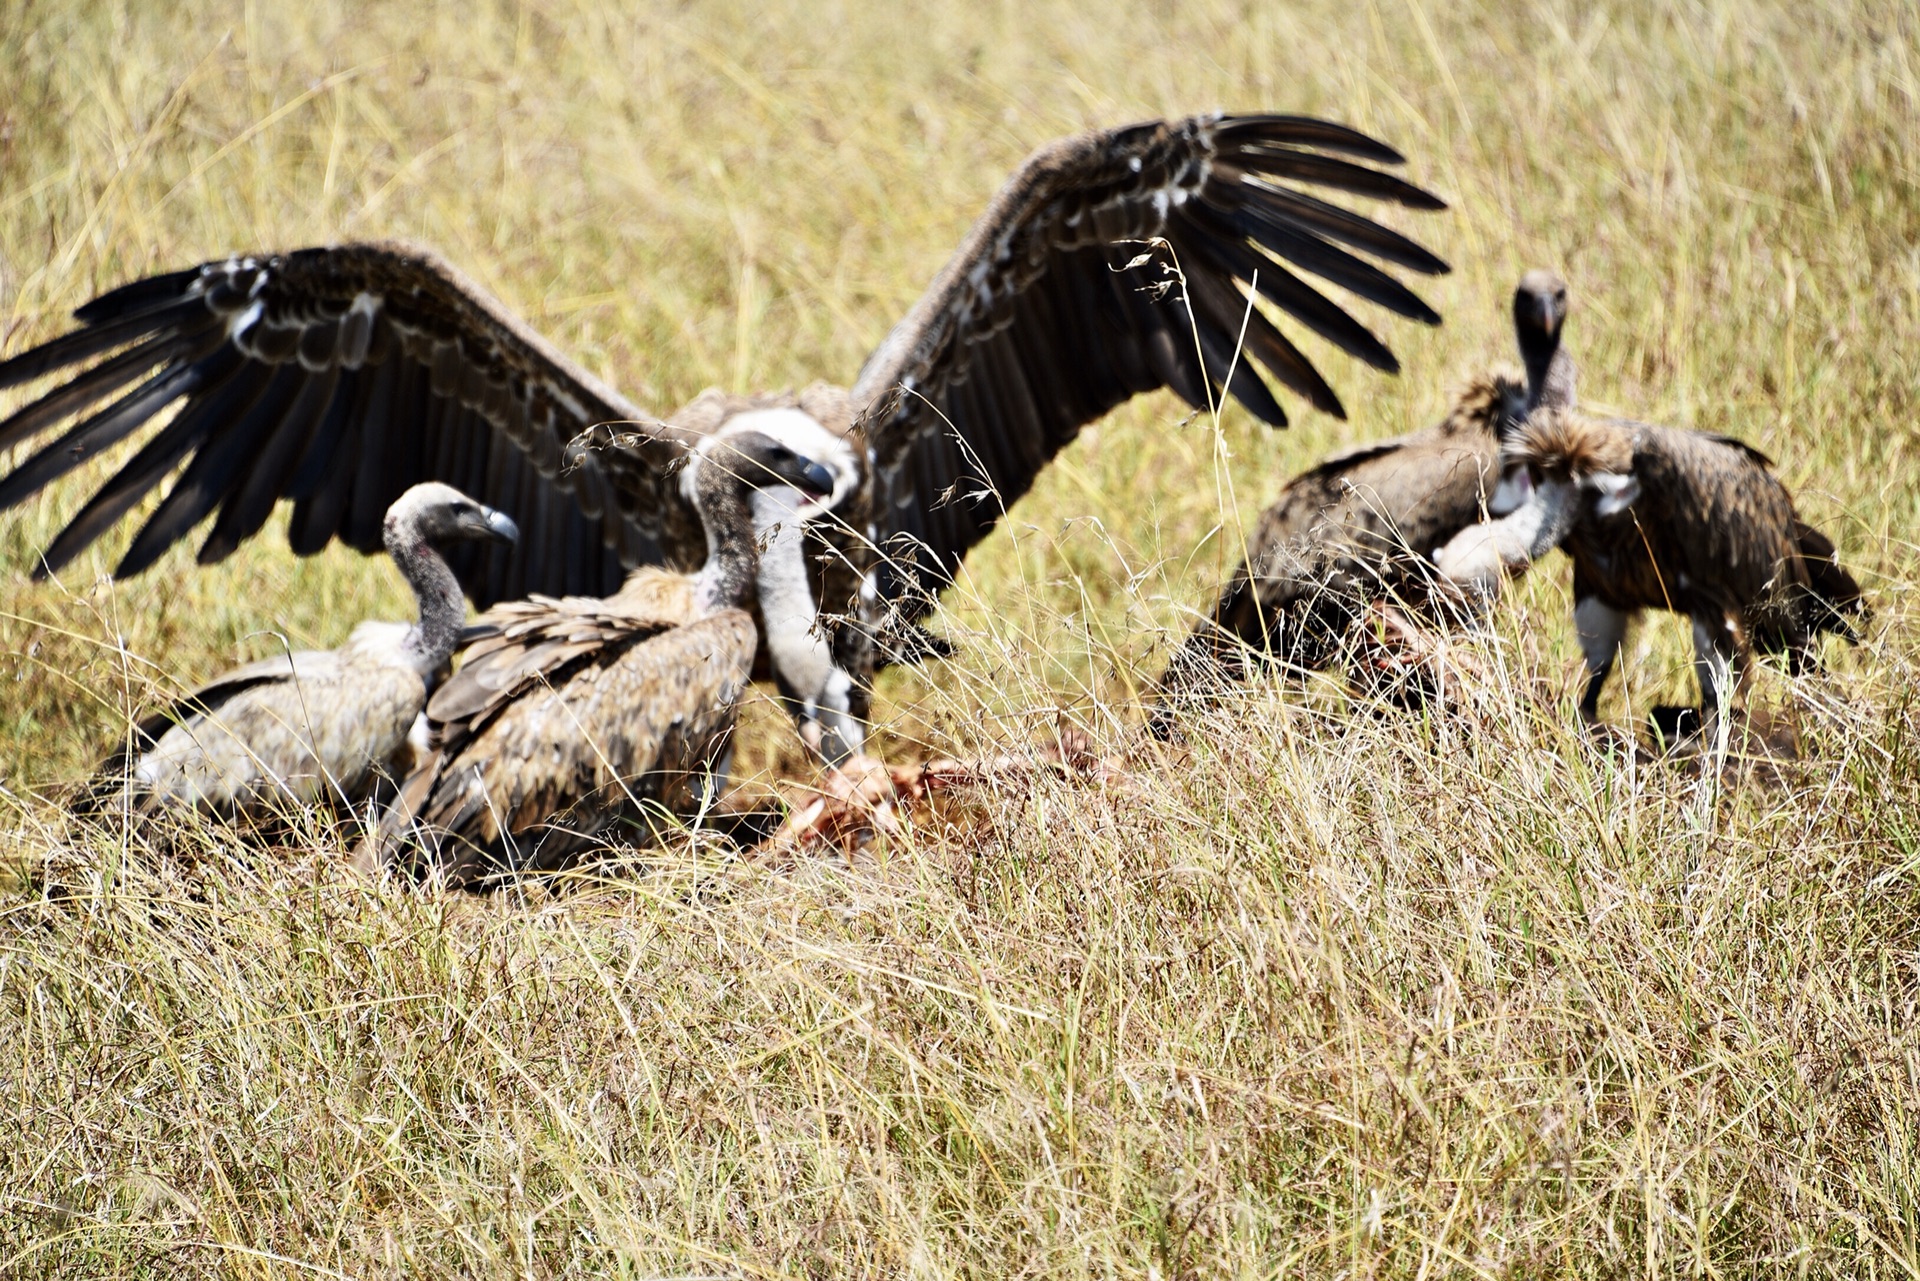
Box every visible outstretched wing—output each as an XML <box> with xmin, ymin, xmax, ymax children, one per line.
<box><xmin>852</xmin><ymin>112</ymin><xmax>1451</xmax><ymax>611</ymax></box>
<box><xmin>0</xmin><ymin>241</ymin><xmax>695</xmax><ymax>606</ymax></box>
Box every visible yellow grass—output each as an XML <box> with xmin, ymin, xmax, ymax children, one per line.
<box><xmin>2</xmin><ymin>0</ymin><xmax>1918</xmax><ymax>1274</ymax></box>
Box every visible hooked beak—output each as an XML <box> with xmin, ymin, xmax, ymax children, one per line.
<box><xmin>797</xmin><ymin>459</ymin><xmax>837</xmax><ymax>499</ymax></box>
<box><xmin>479</xmin><ymin>508</ymin><xmax>520</xmax><ymax>545</ymax></box>
<box><xmin>1532</xmin><ymin>295</ymin><xmax>1560</xmax><ymax>338</ymax></box>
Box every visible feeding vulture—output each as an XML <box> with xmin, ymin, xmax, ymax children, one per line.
<box><xmin>89</xmin><ymin>482</ymin><xmax>517</xmax><ymax>819</ymax></box>
<box><xmin>1435</xmin><ymin>407</ymin><xmax>1866</xmax><ymax>735</ymax></box>
<box><xmin>1148</xmin><ymin>367</ymin><xmax>1529</xmax><ymax>730</ymax></box>
<box><xmin>0</xmin><ymin>112</ymin><xmax>1450</xmax><ymax>759</ymax></box>
<box><xmin>1148</xmin><ymin>269</ymin><xmax>1576</xmax><ymax>732</ymax></box>
<box><xmin>369</xmin><ymin>431</ymin><xmax>837</xmax><ymax>887</ymax></box>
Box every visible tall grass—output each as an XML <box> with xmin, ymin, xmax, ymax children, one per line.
<box><xmin>2</xmin><ymin>0</ymin><xmax>1918</xmax><ymax>1274</ymax></box>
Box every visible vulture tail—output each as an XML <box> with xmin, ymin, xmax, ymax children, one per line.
<box><xmin>1792</xmin><ymin>519</ymin><xmax>1867</xmax><ymax>644</ymax></box>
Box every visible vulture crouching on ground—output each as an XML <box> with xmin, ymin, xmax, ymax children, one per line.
<box><xmin>367</xmin><ymin>432</ymin><xmax>837</xmax><ymax>887</ymax></box>
<box><xmin>0</xmin><ymin>111</ymin><xmax>1450</xmax><ymax>762</ymax></box>
<box><xmin>1435</xmin><ymin>408</ymin><xmax>1866</xmax><ymax>738</ymax></box>
<box><xmin>1150</xmin><ymin>367</ymin><xmax>1530</xmax><ymax>734</ymax></box>
<box><xmin>1149</xmin><ymin>269</ymin><xmax>1575</xmax><ymax>734</ymax></box>
<box><xmin>89</xmin><ymin>483</ymin><xmax>517</xmax><ymax>821</ymax></box>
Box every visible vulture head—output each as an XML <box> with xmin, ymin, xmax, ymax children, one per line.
<box><xmin>1435</xmin><ymin>408</ymin><xmax>1638</xmax><ymax>597</ymax></box>
<box><xmin>683</xmin><ymin>410</ymin><xmax>856</xmax><ymax>518</ymax></box>
<box><xmin>384</xmin><ymin>482</ymin><xmax>521</xmax><ymax>553</ymax></box>
<box><xmin>1514</xmin><ymin>269</ymin><xmax>1568</xmax><ymax>348</ymax></box>
<box><xmin>1513</xmin><ymin>268</ymin><xmax>1574</xmax><ymax>413</ymax></box>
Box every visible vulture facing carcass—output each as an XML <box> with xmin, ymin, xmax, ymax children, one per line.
<box><xmin>90</xmin><ymin>482</ymin><xmax>517</xmax><ymax>820</ymax></box>
<box><xmin>1148</xmin><ymin>269</ymin><xmax>1576</xmax><ymax>732</ymax></box>
<box><xmin>0</xmin><ymin>112</ymin><xmax>1450</xmax><ymax>761</ymax></box>
<box><xmin>1148</xmin><ymin>367</ymin><xmax>1530</xmax><ymax>730</ymax></box>
<box><xmin>368</xmin><ymin>431</ymin><xmax>838</xmax><ymax>887</ymax></box>
<box><xmin>1435</xmin><ymin>407</ymin><xmax>1866</xmax><ymax>735</ymax></box>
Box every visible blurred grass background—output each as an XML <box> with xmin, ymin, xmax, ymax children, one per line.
<box><xmin>1</xmin><ymin>0</ymin><xmax>1917</xmax><ymax>1275</ymax></box>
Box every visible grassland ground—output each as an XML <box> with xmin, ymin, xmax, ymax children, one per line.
<box><xmin>2</xmin><ymin>0</ymin><xmax>1918</xmax><ymax>1275</ymax></box>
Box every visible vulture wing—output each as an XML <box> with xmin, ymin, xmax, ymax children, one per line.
<box><xmin>0</xmin><ymin>241</ymin><xmax>691</xmax><ymax>606</ymax></box>
<box><xmin>425</xmin><ymin>587</ymin><xmax>689</xmax><ymax>731</ymax></box>
<box><xmin>851</xmin><ymin>112</ymin><xmax>1450</xmax><ymax>612</ymax></box>
<box><xmin>390</xmin><ymin>609</ymin><xmax>756</xmax><ymax>882</ymax></box>
<box><xmin>110</xmin><ymin>647</ymin><xmax>341</xmax><ymax>759</ymax></box>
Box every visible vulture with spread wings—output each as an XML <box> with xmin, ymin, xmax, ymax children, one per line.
<box><xmin>0</xmin><ymin>112</ymin><xmax>1448</xmax><ymax>759</ymax></box>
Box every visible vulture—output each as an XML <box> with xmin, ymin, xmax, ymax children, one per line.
<box><xmin>1435</xmin><ymin>408</ymin><xmax>1866</xmax><ymax>734</ymax></box>
<box><xmin>368</xmin><ymin>430</ymin><xmax>838</xmax><ymax>886</ymax></box>
<box><xmin>1149</xmin><ymin>269</ymin><xmax>1573</xmax><ymax>731</ymax></box>
<box><xmin>0</xmin><ymin>112</ymin><xmax>1450</xmax><ymax>760</ymax></box>
<box><xmin>1149</xmin><ymin>368</ymin><xmax>1529</xmax><ymax>728</ymax></box>
<box><xmin>90</xmin><ymin>482</ymin><xmax>517</xmax><ymax>819</ymax></box>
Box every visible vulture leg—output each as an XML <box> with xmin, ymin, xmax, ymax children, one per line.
<box><xmin>1574</xmin><ymin>596</ymin><xmax>1628</xmax><ymax>722</ymax></box>
<box><xmin>1690</xmin><ymin>613</ymin><xmax>1745</xmax><ymax>737</ymax></box>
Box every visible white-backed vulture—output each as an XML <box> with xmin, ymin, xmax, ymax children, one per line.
<box><xmin>1436</xmin><ymin>408</ymin><xmax>1866</xmax><ymax>733</ymax></box>
<box><xmin>370</xmin><ymin>430</ymin><xmax>838</xmax><ymax>886</ymax></box>
<box><xmin>91</xmin><ymin>482</ymin><xmax>517</xmax><ymax>819</ymax></box>
<box><xmin>1150</xmin><ymin>364</ymin><xmax>1530</xmax><ymax>731</ymax></box>
<box><xmin>0</xmin><ymin>112</ymin><xmax>1449</xmax><ymax>760</ymax></box>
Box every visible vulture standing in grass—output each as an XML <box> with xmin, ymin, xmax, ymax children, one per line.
<box><xmin>92</xmin><ymin>482</ymin><xmax>517</xmax><ymax>819</ymax></box>
<box><xmin>1148</xmin><ymin>368</ymin><xmax>1529</xmax><ymax>729</ymax></box>
<box><xmin>0</xmin><ymin>112</ymin><xmax>1450</xmax><ymax>761</ymax></box>
<box><xmin>1435</xmin><ymin>408</ymin><xmax>1866</xmax><ymax>736</ymax></box>
<box><xmin>1420</xmin><ymin>270</ymin><xmax>1579</xmax><ymax>602</ymax></box>
<box><xmin>1148</xmin><ymin>268</ymin><xmax>1573</xmax><ymax>731</ymax></box>
<box><xmin>368</xmin><ymin>431</ymin><xmax>838</xmax><ymax>886</ymax></box>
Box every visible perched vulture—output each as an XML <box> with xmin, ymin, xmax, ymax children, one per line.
<box><xmin>0</xmin><ymin>112</ymin><xmax>1449</xmax><ymax>759</ymax></box>
<box><xmin>369</xmin><ymin>431</ymin><xmax>837</xmax><ymax>886</ymax></box>
<box><xmin>90</xmin><ymin>483</ymin><xmax>517</xmax><ymax>819</ymax></box>
<box><xmin>1150</xmin><ymin>367</ymin><xmax>1530</xmax><ymax>732</ymax></box>
<box><xmin>1435</xmin><ymin>408</ymin><xmax>1866</xmax><ymax>733</ymax></box>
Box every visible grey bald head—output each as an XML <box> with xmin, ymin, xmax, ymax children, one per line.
<box><xmin>688</xmin><ymin>430</ymin><xmax>839</xmax><ymax>614</ymax></box>
<box><xmin>691</xmin><ymin>431</ymin><xmax>839</xmax><ymax>509</ymax></box>
<box><xmin>1514</xmin><ymin>269</ymin><xmax>1568</xmax><ymax>343</ymax></box>
<box><xmin>384</xmin><ymin>482</ymin><xmax>520</xmax><ymax>552</ymax></box>
<box><xmin>1513</xmin><ymin>269</ymin><xmax>1575</xmax><ymax>413</ymax></box>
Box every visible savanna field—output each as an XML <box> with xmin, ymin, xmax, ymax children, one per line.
<box><xmin>2</xmin><ymin>0</ymin><xmax>1918</xmax><ymax>1274</ymax></box>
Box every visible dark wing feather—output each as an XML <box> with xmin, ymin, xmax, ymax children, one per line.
<box><xmin>0</xmin><ymin>241</ymin><xmax>691</xmax><ymax>605</ymax></box>
<box><xmin>852</xmin><ymin>112</ymin><xmax>1449</xmax><ymax>611</ymax></box>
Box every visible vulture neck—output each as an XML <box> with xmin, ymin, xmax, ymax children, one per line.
<box><xmin>1521</xmin><ymin>328</ymin><xmax>1576</xmax><ymax>413</ymax></box>
<box><xmin>752</xmin><ymin>488</ymin><xmax>818</xmax><ymax>652</ymax></box>
<box><xmin>386</xmin><ymin>519</ymin><xmax>466</xmax><ymax>678</ymax></box>
<box><xmin>1503</xmin><ymin>477</ymin><xmax>1585</xmax><ymax>563</ymax></box>
<box><xmin>690</xmin><ymin>465</ymin><xmax>759</xmax><ymax>616</ymax></box>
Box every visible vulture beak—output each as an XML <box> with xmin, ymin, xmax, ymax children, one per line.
<box><xmin>797</xmin><ymin>459</ymin><xmax>838</xmax><ymax>499</ymax></box>
<box><xmin>1533</xmin><ymin>294</ymin><xmax>1560</xmax><ymax>339</ymax></box>
<box><xmin>478</xmin><ymin>507</ymin><xmax>521</xmax><ymax>545</ymax></box>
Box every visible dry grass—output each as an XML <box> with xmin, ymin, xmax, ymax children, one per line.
<box><xmin>2</xmin><ymin>0</ymin><xmax>1919</xmax><ymax>1275</ymax></box>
